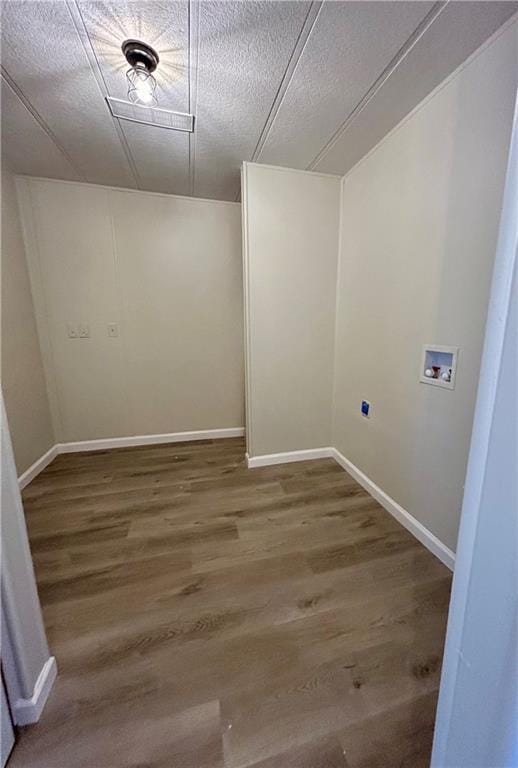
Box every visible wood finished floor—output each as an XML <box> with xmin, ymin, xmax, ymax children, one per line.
<box><xmin>12</xmin><ymin>438</ymin><xmax>451</xmax><ymax>768</ymax></box>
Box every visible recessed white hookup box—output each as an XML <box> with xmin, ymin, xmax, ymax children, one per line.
<box><xmin>420</xmin><ymin>345</ymin><xmax>458</xmax><ymax>390</ymax></box>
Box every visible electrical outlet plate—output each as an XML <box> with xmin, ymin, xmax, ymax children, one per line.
<box><xmin>78</xmin><ymin>324</ymin><xmax>90</xmax><ymax>338</ymax></box>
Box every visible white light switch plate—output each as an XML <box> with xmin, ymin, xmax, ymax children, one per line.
<box><xmin>107</xmin><ymin>323</ymin><xmax>119</xmax><ymax>338</ymax></box>
<box><xmin>78</xmin><ymin>323</ymin><xmax>90</xmax><ymax>338</ymax></box>
<box><xmin>67</xmin><ymin>323</ymin><xmax>78</xmax><ymax>338</ymax></box>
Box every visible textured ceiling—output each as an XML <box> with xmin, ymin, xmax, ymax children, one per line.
<box><xmin>1</xmin><ymin>1</ymin><xmax>517</xmax><ymax>201</ymax></box>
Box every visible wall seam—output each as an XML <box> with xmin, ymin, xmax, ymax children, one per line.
<box><xmin>188</xmin><ymin>0</ymin><xmax>201</xmax><ymax>197</ymax></box>
<box><xmin>330</xmin><ymin>174</ymin><xmax>346</xmax><ymax>447</ymax></box>
<box><xmin>339</xmin><ymin>12</ymin><xmax>518</xmax><ymax>184</ymax></box>
<box><xmin>307</xmin><ymin>0</ymin><xmax>448</xmax><ymax>171</ymax></box>
<box><xmin>65</xmin><ymin>0</ymin><xmax>142</xmax><ymax>190</ymax></box>
<box><xmin>251</xmin><ymin>0</ymin><xmax>323</xmax><ymax>165</ymax></box>
<box><xmin>0</xmin><ymin>70</ymin><xmax>84</xmax><ymax>181</ymax></box>
<box><xmin>106</xmin><ymin>189</ymin><xmax>134</xmax><ymax>436</ymax></box>
<box><xmin>241</xmin><ymin>163</ymin><xmax>254</xmax><ymax>456</ymax></box>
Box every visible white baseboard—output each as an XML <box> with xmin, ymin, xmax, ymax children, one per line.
<box><xmin>12</xmin><ymin>656</ymin><xmax>57</xmax><ymax>726</ymax></box>
<box><xmin>331</xmin><ymin>448</ymin><xmax>455</xmax><ymax>571</ymax></box>
<box><xmin>18</xmin><ymin>428</ymin><xmax>245</xmax><ymax>486</ymax></box>
<box><xmin>18</xmin><ymin>445</ymin><xmax>59</xmax><ymax>490</ymax></box>
<box><xmin>246</xmin><ymin>447</ymin><xmax>334</xmax><ymax>468</ymax></box>
<box><xmin>57</xmin><ymin>427</ymin><xmax>245</xmax><ymax>453</ymax></box>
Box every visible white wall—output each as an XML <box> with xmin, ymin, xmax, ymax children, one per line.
<box><xmin>333</xmin><ymin>20</ymin><xmax>518</xmax><ymax>551</ymax></box>
<box><xmin>242</xmin><ymin>163</ymin><xmax>341</xmax><ymax>458</ymax></box>
<box><xmin>17</xmin><ymin>178</ymin><xmax>244</xmax><ymax>443</ymax></box>
<box><xmin>1</xmin><ymin>165</ymin><xmax>54</xmax><ymax>474</ymax></box>
<box><xmin>432</xmin><ymin>88</ymin><xmax>518</xmax><ymax>768</ymax></box>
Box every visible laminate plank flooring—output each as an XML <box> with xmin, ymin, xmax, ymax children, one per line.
<box><xmin>11</xmin><ymin>438</ymin><xmax>451</xmax><ymax>767</ymax></box>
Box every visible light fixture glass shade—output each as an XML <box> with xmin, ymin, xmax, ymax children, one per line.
<box><xmin>126</xmin><ymin>65</ymin><xmax>158</xmax><ymax>106</ymax></box>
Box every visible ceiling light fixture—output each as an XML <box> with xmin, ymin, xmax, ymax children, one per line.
<box><xmin>106</xmin><ymin>37</ymin><xmax>194</xmax><ymax>133</ymax></box>
<box><xmin>122</xmin><ymin>39</ymin><xmax>159</xmax><ymax>107</ymax></box>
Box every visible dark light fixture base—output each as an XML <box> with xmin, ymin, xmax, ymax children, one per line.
<box><xmin>121</xmin><ymin>39</ymin><xmax>159</xmax><ymax>73</ymax></box>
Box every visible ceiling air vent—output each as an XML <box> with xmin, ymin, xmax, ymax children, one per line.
<box><xmin>106</xmin><ymin>97</ymin><xmax>194</xmax><ymax>133</ymax></box>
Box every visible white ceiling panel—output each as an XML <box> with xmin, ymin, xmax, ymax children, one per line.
<box><xmin>77</xmin><ymin>0</ymin><xmax>191</xmax><ymax>195</ymax></box>
<box><xmin>1</xmin><ymin>77</ymin><xmax>80</xmax><ymax>181</ymax></box>
<box><xmin>77</xmin><ymin>1</ymin><xmax>190</xmax><ymax>107</ymax></box>
<box><xmin>258</xmin><ymin>1</ymin><xmax>434</xmax><ymax>170</ymax></box>
<box><xmin>193</xmin><ymin>0</ymin><xmax>311</xmax><ymax>200</ymax></box>
<box><xmin>1</xmin><ymin>0</ymin><xmax>137</xmax><ymax>188</ymax></box>
<box><xmin>1</xmin><ymin>1</ymin><xmax>516</xmax><ymax>200</ymax></box>
<box><xmin>313</xmin><ymin>1</ymin><xmax>518</xmax><ymax>176</ymax></box>
<box><xmin>117</xmin><ymin>121</ymin><xmax>190</xmax><ymax>196</ymax></box>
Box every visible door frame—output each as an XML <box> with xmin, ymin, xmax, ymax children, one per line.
<box><xmin>432</xmin><ymin>88</ymin><xmax>518</xmax><ymax>766</ymax></box>
<box><xmin>1</xmin><ymin>393</ymin><xmax>57</xmax><ymax>727</ymax></box>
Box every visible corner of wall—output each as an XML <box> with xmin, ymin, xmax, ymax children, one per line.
<box><xmin>330</xmin><ymin>173</ymin><xmax>346</xmax><ymax>448</ymax></box>
<box><xmin>1</xmin><ymin>169</ymin><xmax>56</xmax><ymax>474</ymax></box>
<box><xmin>241</xmin><ymin>162</ymin><xmax>253</xmax><ymax>458</ymax></box>
<box><xmin>14</xmin><ymin>175</ymin><xmax>61</xmax><ymax>445</ymax></box>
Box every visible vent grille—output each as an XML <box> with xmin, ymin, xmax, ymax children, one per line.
<box><xmin>106</xmin><ymin>97</ymin><xmax>194</xmax><ymax>133</ymax></box>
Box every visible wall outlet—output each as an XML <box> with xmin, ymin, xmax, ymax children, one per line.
<box><xmin>67</xmin><ymin>323</ymin><xmax>79</xmax><ymax>339</ymax></box>
<box><xmin>361</xmin><ymin>400</ymin><xmax>370</xmax><ymax>417</ymax></box>
<box><xmin>107</xmin><ymin>323</ymin><xmax>119</xmax><ymax>338</ymax></box>
<box><xmin>78</xmin><ymin>323</ymin><xmax>90</xmax><ymax>338</ymax></box>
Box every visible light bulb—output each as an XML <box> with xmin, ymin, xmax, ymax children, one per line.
<box><xmin>126</xmin><ymin>64</ymin><xmax>158</xmax><ymax>107</ymax></box>
<box><xmin>134</xmin><ymin>70</ymin><xmax>154</xmax><ymax>104</ymax></box>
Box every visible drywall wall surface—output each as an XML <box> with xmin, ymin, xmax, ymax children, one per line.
<box><xmin>243</xmin><ymin>163</ymin><xmax>341</xmax><ymax>457</ymax></box>
<box><xmin>432</xmin><ymin>87</ymin><xmax>518</xmax><ymax>768</ymax></box>
<box><xmin>333</xmin><ymin>20</ymin><xmax>518</xmax><ymax>551</ymax></box>
<box><xmin>1</xmin><ymin>165</ymin><xmax>54</xmax><ymax>473</ymax></box>
<box><xmin>110</xmin><ymin>189</ymin><xmax>244</xmax><ymax>435</ymax></box>
<box><xmin>17</xmin><ymin>178</ymin><xmax>244</xmax><ymax>442</ymax></box>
